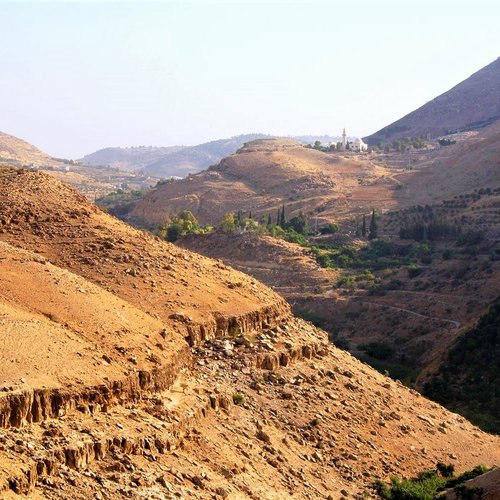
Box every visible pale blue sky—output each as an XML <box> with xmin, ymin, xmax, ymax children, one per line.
<box><xmin>1</xmin><ymin>1</ymin><xmax>499</xmax><ymax>158</ymax></box>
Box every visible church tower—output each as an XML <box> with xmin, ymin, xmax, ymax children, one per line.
<box><xmin>342</xmin><ymin>127</ymin><xmax>347</xmax><ymax>151</ymax></box>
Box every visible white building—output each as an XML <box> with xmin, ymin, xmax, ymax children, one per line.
<box><xmin>339</xmin><ymin>128</ymin><xmax>368</xmax><ymax>152</ymax></box>
<box><xmin>352</xmin><ymin>137</ymin><xmax>368</xmax><ymax>152</ymax></box>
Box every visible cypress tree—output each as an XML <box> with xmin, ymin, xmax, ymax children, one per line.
<box><xmin>369</xmin><ymin>208</ymin><xmax>378</xmax><ymax>240</ymax></box>
<box><xmin>267</xmin><ymin>214</ymin><xmax>272</xmax><ymax>227</ymax></box>
<box><xmin>280</xmin><ymin>204</ymin><xmax>286</xmax><ymax>227</ymax></box>
<box><xmin>277</xmin><ymin>207</ymin><xmax>281</xmax><ymax>226</ymax></box>
<box><xmin>361</xmin><ymin>215</ymin><xmax>367</xmax><ymax>237</ymax></box>
<box><xmin>249</xmin><ymin>210</ymin><xmax>252</xmax><ymax>219</ymax></box>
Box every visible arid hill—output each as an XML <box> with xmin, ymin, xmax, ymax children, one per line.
<box><xmin>0</xmin><ymin>166</ymin><xmax>499</xmax><ymax>498</ymax></box>
<box><xmin>399</xmin><ymin>120</ymin><xmax>500</xmax><ymax>205</ymax></box>
<box><xmin>365</xmin><ymin>57</ymin><xmax>500</xmax><ymax>144</ymax></box>
<box><xmin>81</xmin><ymin>134</ymin><xmax>273</xmax><ymax>178</ymax></box>
<box><xmin>129</xmin><ymin>123</ymin><xmax>500</xmax><ymax>231</ymax></box>
<box><xmin>179</xmin><ymin>231</ymin><xmax>339</xmax><ymax>298</ymax></box>
<box><xmin>80</xmin><ymin>134</ymin><xmax>341</xmax><ymax>178</ymax></box>
<box><xmin>130</xmin><ymin>138</ymin><xmax>400</xmax><ymax>227</ymax></box>
<box><xmin>0</xmin><ymin>167</ymin><xmax>287</xmax><ymax>333</ymax></box>
<box><xmin>0</xmin><ymin>130</ymin><xmax>159</xmax><ymax>200</ymax></box>
<box><xmin>0</xmin><ymin>130</ymin><xmax>62</xmax><ymax>167</ymax></box>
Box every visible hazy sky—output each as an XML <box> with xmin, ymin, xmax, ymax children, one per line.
<box><xmin>1</xmin><ymin>1</ymin><xmax>499</xmax><ymax>158</ymax></box>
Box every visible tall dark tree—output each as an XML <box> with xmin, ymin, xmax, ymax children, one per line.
<box><xmin>276</xmin><ymin>207</ymin><xmax>281</xmax><ymax>226</ymax></box>
<box><xmin>267</xmin><ymin>214</ymin><xmax>272</xmax><ymax>227</ymax></box>
<box><xmin>355</xmin><ymin>218</ymin><xmax>360</xmax><ymax>237</ymax></box>
<box><xmin>249</xmin><ymin>210</ymin><xmax>253</xmax><ymax>219</ymax></box>
<box><xmin>361</xmin><ymin>215</ymin><xmax>367</xmax><ymax>237</ymax></box>
<box><xmin>368</xmin><ymin>209</ymin><xmax>378</xmax><ymax>240</ymax></box>
<box><xmin>280</xmin><ymin>204</ymin><xmax>286</xmax><ymax>227</ymax></box>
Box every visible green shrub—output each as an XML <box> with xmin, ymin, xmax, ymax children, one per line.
<box><xmin>408</xmin><ymin>264</ymin><xmax>423</xmax><ymax>278</ymax></box>
<box><xmin>374</xmin><ymin>464</ymin><xmax>490</xmax><ymax>500</ymax></box>
<box><xmin>232</xmin><ymin>393</ymin><xmax>245</xmax><ymax>405</ymax></box>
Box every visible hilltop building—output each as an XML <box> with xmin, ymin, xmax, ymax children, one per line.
<box><xmin>338</xmin><ymin>128</ymin><xmax>368</xmax><ymax>152</ymax></box>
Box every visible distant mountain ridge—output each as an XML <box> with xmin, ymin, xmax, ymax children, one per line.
<box><xmin>79</xmin><ymin>145</ymin><xmax>186</xmax><ymax>172</ymax></box>
<box><xmin>80</xmin><ymin>134</ymin><xmax>341</xmax><ymax>178</ymax></box>
<box><xmin>365</xmin><ymin>57</ymin><xmax>500</xmax><ymax>145</ymax></box>
<box><xmin>80</xmin><ymin>134</ymin><xmax>273</xmax><ymax>177</ymax></box>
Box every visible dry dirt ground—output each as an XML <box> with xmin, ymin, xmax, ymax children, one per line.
<box><xmin>0</xmin><ymin>167</ymin><xmax>498</xmax><ymax>499</ymax></box>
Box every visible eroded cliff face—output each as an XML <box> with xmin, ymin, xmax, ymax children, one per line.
<box><xmin>1</xmin><ymin>316</ymin><xmax>499</xmax><ymax>499</ymax></box>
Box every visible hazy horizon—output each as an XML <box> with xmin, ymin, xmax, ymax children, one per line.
<box><xmin>1</xmin><ymin>1</ymin><xmax>499</xmax><ymax>158</ymax></box>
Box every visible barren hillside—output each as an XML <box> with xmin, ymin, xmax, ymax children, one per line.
<box><xmin>180</xmin><ymin>231</ymin><xmax>339</xmax><ymax>298</ymax></box>
<box><xmin>0</xmin><ymin>130</ymin><xmax>62</xmax><ymax>167</ymax></box>
<box><xmin>400</xmin><ymin>120</ymin><xmax>500</xmax><ymax>205</ymax></box>
<box><xmin>0</xmin><ymin>166</ymin><xmax>499</xmax><ymax>498</ymax></box>
<box><xmin>365</xmin><ymin>57</ymin><xmax>500</xmax><ymax>144</ymax></box>
<box><xmin>0</xmin><ymin>166</ymin><xmax>288</xmax><ymax>333</ymax></box>
<box><xmin>131</xmin><ymin>138</ymin><xmax>400</xmax><ymax>227</ymax></box>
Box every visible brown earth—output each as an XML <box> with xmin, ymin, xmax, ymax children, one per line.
<box><xmin>180</xmin><ymin>231</ymin><xmax>339</xmax><ymax>298</ymax></box>
<box><xmin>131</xmin><ymin>122</ymin><xmax>500</xmax><ymax>232</ymax></box>
<box><xmin>177</xmin><ymin>187</ymin><xmax>500</xmax><ymax>386</ymax></box>
<box><xmin>0</xmin><ymin>166</ymin><xmax>288</xmax><ymax>338</ymax></box>
<box><xmin>130</xmin><ymin>138</ymin><xmax>402</xmax><ymax>227</ymax></box>
<box><xmin>0</xmin><ymin>166</ymin><xmax>499</xmax><ymax>498</ymax></box>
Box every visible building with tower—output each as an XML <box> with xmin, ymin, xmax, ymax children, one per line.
<box><xmin>338</xmin><ymin>128</ymin><xmax>368</xmax><ymax>152</ymax></box>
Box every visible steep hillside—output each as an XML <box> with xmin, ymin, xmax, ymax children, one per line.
<box><xmin>0</xmin><ymin>240</ymin><xmax>187</xmax><ymax>396</ymax></box>
<box><xmin>131</xmin><ymin>138</ymin><xmax>400</xmax><ymax>227</ymax></box>
<box><xmin>0</xmin><ymin>166</ymin><xmax>499</xmax><ymax>498</ymax></box>
<box><xmin>0</xmin><ymin>130</ymin><xmax>62</xmax><ymax>167</ymax></box>
<box><xmin>365</xmin><ymin>57</ymin><xmax>500</xmax><ymax>144</ymax></box>
<box><xmin>0</xmin><ymin>166</ymin><xmax>289</xmax><ymax>336</ymax></box>
<box><xmin>179</xmin><ymin>231</ymin><xmax>339</xmax><ymax>298</ymax></box>
<box><xmin>400</xmin><ymin>120</ymin><xmax>500</xmax><ymax>205</ymax></box>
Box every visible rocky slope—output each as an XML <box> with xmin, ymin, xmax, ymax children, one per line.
<box><xmin>0</xmin><ymin>166</ymin><xmax>499</xmax><ymax>498</ymax></box>
<box><xmin>180</xmin><ymin>231</ymin><xmax>339</xmax><ymax>299</ymax></box>
<box><xmin>365</xmin><ymin>57</ymin><xmax>500</xmax><ymax>145</ymax></box>
<box><xmin>0</xmin><ymin>166</ymin><xmax>289</xmax><ymax>338</ymax></box>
